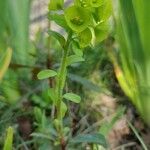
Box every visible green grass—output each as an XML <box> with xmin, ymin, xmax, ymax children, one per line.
<box><xmin>113</xmin><ymin>0</ymin><xmax>150</xmax><ymax>125</ymax></box>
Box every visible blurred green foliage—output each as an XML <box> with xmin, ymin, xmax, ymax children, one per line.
<box><xmin>113</xmin><ymin>0</ymin><xmax>150</xmax><ymax>125</ymax></box>
<box><xmin>0</xmin><ymin>0</ymin><xmax>31</xmax><ymax>64</ymax></box>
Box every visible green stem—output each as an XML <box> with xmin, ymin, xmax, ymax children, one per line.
<box><xmin>55</xmin><ymin>33</ymin><xmax>72</xmax><ymax>145</ymax></box>
<box><xmin>56</xmin><ymin>48</ymin><xmax>68</xmax><ymax>121</ymax></box>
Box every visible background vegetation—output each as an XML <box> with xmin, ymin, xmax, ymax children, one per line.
<box><xmin>0</xmin><ymin>0</ymin><xmax>149</xmax><ymax>149</ymax></box>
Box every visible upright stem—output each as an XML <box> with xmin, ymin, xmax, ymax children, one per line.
<box><xmin>55</xmin><ymin>33</ymin><xmax>72</xmax><ymax>148</ymax></box>
<box><xmin>56</xmin><ymin>48</ymin><xmax>68</xmax><ymax>121</ymax></box>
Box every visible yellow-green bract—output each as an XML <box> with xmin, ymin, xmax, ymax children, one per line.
<box><xmin>64</xmin><ymin>5</ymin><xmax>92</xmax><ymax>32</ymax></box>
<box><xmin>78</xmin><ymin>28</ymin><xmax>92</xmax><ymax>47</ymax></box>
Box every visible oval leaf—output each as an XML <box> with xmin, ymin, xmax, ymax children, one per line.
<box><xmin>67</xmin><ymin>55</ymin><xmax>84</xmax><ymax>66</ymax></box>
<box><xmin>37</xmin><ymin>70</ymin><xmax>57</xmax><ymax>80</ymax></box>
<box><xmin>63</xmin><ymin>93</ymin><xmax>81</xmax><ymax>103</ymax></box>
<box><xmin>48</xmin><ymin>14</ymin><xmax>69</xmax><ymax>30</ymax></box>
<box><xmin>48</xmin><ymin>30</ymin><xmax>66</xmax><ymax>48</ymax></box>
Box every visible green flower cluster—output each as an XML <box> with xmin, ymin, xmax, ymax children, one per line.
<box><xmin>64</xmin><ymin>0</ymin><xmax>112</xmax><ymax>46</ymax></box>
<box><xmin>49</xmin><ymin>0</ymin><xmax>112</xmax><ymax>47</ymax></box>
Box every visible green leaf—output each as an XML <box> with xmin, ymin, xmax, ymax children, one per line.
<box><xmin>34</xmin><ymin>107</ymin><xmax>42</xmax><ymax>123</ymax></box>
<box><xmin>72</xmin><ymin>41</ymin><xmax>83</xmax><ymax>56</ymax></box>
<box><xmin>64</xmin><ymin>5</ymin><xmax>92</xmax><ymax>32</ymax></box>
<box><xmin>41</xmin><ymin>110</ymin><xmax>47</xmax><ymax>128</ymax></box>
<box><xmin>73</xmin><ymin>48</ymin><xmax>83</xmax><ymax>57</ymax></box>
<box><xmin>61</xmin><ymin>101</ymin><xmax>67</xmax><ymax>118</ymax></box>
<box><xmin>31</xmin><ymin>95</ymin><xmax>46</xmax><ymax>108</ymax></box>
<box><xmin>48</xmin><ymin>14</ymin><xmax>69</xmax><ymax>30</ymax></box>
<box><xmin>31</xmin><ymin>133</ymin><xmax>53</xmax><ymax>140</ymax></box>
<box><xmin>70</xmin><ymin>133</ymin><xmax>107</xmax><ymax>147</ymax></box>
<box><xmin>3</xmin><ymin>127</ymin><xmax>13</xmax><ymax>150</ymax></box>
<box><xmin>68</xmin><ymin>73</ymin><xmax>101</xmax><ymax>92</ymax></box>
<box><xmin>0</xmin><ymin>48</ymin><xmax>12</xmax><ymax>81</ymax></box>
<box><xmin>48</xmin><ymin>88</ymin><xmax>57</xmax><ymax>104</ymax></box>
<box><xmin>78</xmin><ymin>28</ymin><xmax>92</xmax><ymax>47</ymax></box>
<box><xmin>48</xmin><ymin>30</ymin><xmax>66</xmax><ymax>48</ymax></box>
<box><xmin>53</xmin><ymin>119</ymin><xmax>61</xmax><ymax>131</ymax></box>
<box><xmin>48</xmin><ymin>0</ymin><xmax>64</xmax><ymax>11</ymax></box>
<box><xmin>94</xmin><ymin>22</ymin><xmax>109</xmax><ymax>43</ymax></box>
<box><xmin>63</xmin><ymin>93</ymin><xmax>81</xmax><ymax>103</ymax></box>
<box><xmin>37</xmin><ymin>69</ymin><xmax>57</xmax><ymax>80</ymax></box>
<box><xmin>67</xmin><ymin>55</ymin><xmax>84</xmax><ymax>66</ymax></box>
